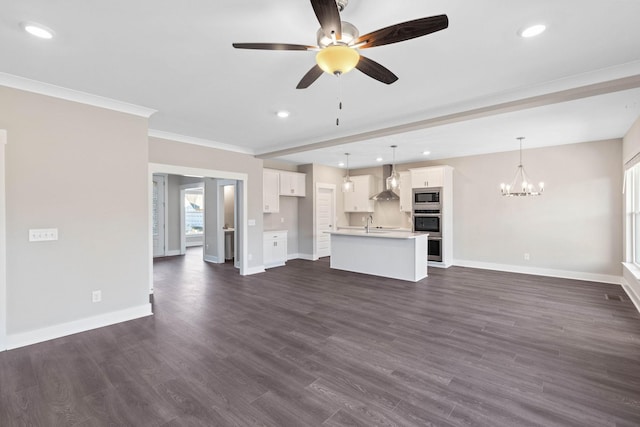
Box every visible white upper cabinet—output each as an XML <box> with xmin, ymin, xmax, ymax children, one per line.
<box><xmin>344</xmin><ymin>175</ymin><xmax>375</xmax><ymax>212</ymax></box>
<box><xmin>409</xmin><ymin>166</ymin><xmax>445</xmax><ymax>188</ymax></box>
<box><xmin>398</xmin><ymin>171</ymin><xmax>412</xmax><ymax>212</ymax></box>
<box><xmin>263</xmin><ymin>169</ymin><xmax>280</xmax><ymax>213</ymax></box>
<box><xmin>279</xmin><ymin>171</ymin><xmax>306</xmax><ymax>197</ymax></box>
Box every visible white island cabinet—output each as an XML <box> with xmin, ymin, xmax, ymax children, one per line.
<box><xmin>327</xmin><ymin>230</ymin><xmax>428</xmax><ymax>282</ymax></box>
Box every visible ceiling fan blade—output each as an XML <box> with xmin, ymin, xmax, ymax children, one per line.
<box><xmin>355</xmin><ymin>14</ymin><xmax>448</xmax><ymax>49</ymax></box>
<box><xmin>232</xmin><ymin>43</ymin><xmax>315</xmax><ymax>51</ymax></box>
<box><xmin>296</xmin><ymin>65</ymin><xmax>324</xmax><ymax>89</ymax></box>
<box><xmin>310</xmin><ymin>0</ymin><xmax>342</xmax><ymax>40</ymax></box>
<box><xmin>356</xmin><ymin>56</ymin><xmax>398</xmax><ymax>85</ymax></box>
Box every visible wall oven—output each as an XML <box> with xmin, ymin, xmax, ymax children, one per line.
<box><xmin>413</xmin><ymin>210</ymin><xmax>442</xmax><ymax>237</ymax></box>
<box><xmin>413</xmin><ymin>187</ymin><xmax>443</xmax><ymax>262</ymax></box>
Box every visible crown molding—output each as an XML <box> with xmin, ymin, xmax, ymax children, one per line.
<box><xmin>0</xmin><ymin>72</ymin><xmax>156</xmax><ymax>118</ymax></box>
<box><xmin>148</xmin><ymin>129</ymin><xmax>254</xmax><ymax>155</ymax></box>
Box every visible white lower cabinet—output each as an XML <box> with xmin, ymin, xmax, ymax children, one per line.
<box><xmin>264</xmin><ymin>230</ymin><xmax>287</xmax><ymax>269</ymax></box>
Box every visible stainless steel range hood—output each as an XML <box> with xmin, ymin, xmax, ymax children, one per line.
<box><xmin>371</xmin><ymin>164</ymin><xmax>400</xmax><ymax>201</ymax></box>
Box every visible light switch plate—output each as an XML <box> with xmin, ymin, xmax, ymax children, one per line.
<box><xmin>29</xmin><ymin>228</ymin><xmax>58</xmax><ymax>242</ymax></box>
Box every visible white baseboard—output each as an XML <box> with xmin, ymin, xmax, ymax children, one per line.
<box><xmin>204</xmin><ymin>254</ymin><xmax>221</xmax><ymax>263</ymax></box>
<box><xmin>287</xmin><ymin>253</ymin><xmax>301</xmax><ymax>260</ymax></box>
<box><xmin>6</xmin><ymin>303</ymin><xmax>152</xmax><ymax>350</ymax></box>
<box><xmin>453</xmin><ymin>259</ymin><xmax>622</xmax><ymax>285</ymax></box>
<box><xmin>243</xmin><ymin>265</ymin><xmax>265</xmax><ymax>275</ymax></box>
<box><xmin>621</xmin><ymin>263</ymin><xmax>640</xmax><ymax>314</ymax></box>
<box><xmin>166</xmin><ymin>250</ymin><xmax>181</xmax><ymax>256</ymax></box>
<box><xmin>296</xmin><ymin>253</ymin><xmax>316</xmax><ymax>261</ymax></box>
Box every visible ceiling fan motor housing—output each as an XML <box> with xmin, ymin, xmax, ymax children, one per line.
<box><xmin>336</xmin><ymin>0</ymin><xmax>348</xmax><ymax>12</ymax></box>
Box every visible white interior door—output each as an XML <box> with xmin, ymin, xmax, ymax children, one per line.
<box><xmin>316</xmin><ymin>184</ymin><xmax>335</xmax><ymax>258</ymax></box>
<box><xmin>152</xmin><ymin>174</ymin><xmax>166</xmax><ymax>257</ymax></box>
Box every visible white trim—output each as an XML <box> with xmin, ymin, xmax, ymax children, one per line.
<box><xmin>621</xmin><ymin>279</ymin><xmax>640</xmax><ymax>314</ymax></box>
<box><xmin>287</xmin><ymin>253</ymin><xmax>303</xmax><ymax>261</ymax></box>
<box><xmin>148</xmin><ymin>129</ymin><xmax>254</xmax><ymax>155</ymax></box>
<box><xmin>6</xmin><ymin>303</ymin><xmax>152</xmax><ymax>350</ymax></box>
<box><xmin>179</xmin><ymin>183</ymin><xmax>205</xmax><ymax>255</ymax></box>
<box><xmin>454</xmin><ymin>259</ymin><xmax>622</xmax><ymax>285</ymax></box>
<box><xmin>0</xmin><ymin>72</ymin><xmax>156</xmax><ymax>118</ymax></box>
<box><xmin>165</xmin><ymin>250</ymin><xmax>181</xmax><ymax>256</ymax></box>
<box><xmin>296</xmin><ymin>253</ymin><xmax>317</xmax><ymax>261</ymax></box>
<box><xmin>622</xmin><ymin>263</ymin><xmax>640</xmax><ymax>313</ymax></box>
<box><xmin>204</xmin><ymin>254</ymin><xmax>220</xmax><ymax>263</ymax></box>
<box><xmin>0</xmin><ymin>130</ymin><xmax>6</xmax><ymax>350</ymax></box>
<box><xmin>244</xmin><ymin>265</ymin><xmax>266</xmax><ymax>275</ymax></box>
<box><xmin>149</xmin><ymin>163</ymin><xmax>249</xmax><ymax>280</ymax></box>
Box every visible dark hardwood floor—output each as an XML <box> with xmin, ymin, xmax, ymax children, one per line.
<box><xmin>2</xmin><ymin>248</ymin><xmax>640</xmax><ymax>426</ymax></box>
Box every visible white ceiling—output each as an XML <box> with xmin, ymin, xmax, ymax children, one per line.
<box><xmin>1</xmin><ymin>0</ymin><xmax>640</xmax><ymax>169</ymax></box>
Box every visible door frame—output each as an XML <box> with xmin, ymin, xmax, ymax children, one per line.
<box><xmin>314</xmin><ymin>183</ymin><xmax>336</xmax><ymax>260</ymax></box>
<box><xmin>149</xmin><ymin>163</ymin><xmax>249</xmax><ymax>292</ymax></box>
<box><xmin>180</xmin><ymin>182</ymin><xmax>205</xmax><ymax>254</ymax></box>
<box><xmin>0</xmin><ymin>130</ymin><xmax>7</xmax><ymax>350</ymax></box>
<box><xmin>152</xmin><ymin>174</ymin><xmax>168</xmax><ymax>257</ymax></box>
<box><xmin>216</xmin><ymin>179</ymin><xmax>237</xmax><ymax>265</ymax></box>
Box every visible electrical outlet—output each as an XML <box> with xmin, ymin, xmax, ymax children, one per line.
<box><xmin>248</xmin><ymin>253</ymin><xmax>253</xmax><ymax>261</ymax></box>
<box><xmin>29</xmin><ymin>228</ymin><xmax>58</xmax><ymax>242</ymax></box>
<box><xmin>524</xmin><ymin>253</ymin><xmax>530</xmax><ymax>261</ymax></box>
<box><xmin>92</xmin><ymin>290</ymin><xmax>102</xmax><ymax>303</ymax></box>
<box><xmin>281</xmin><ymin>217</ymin><xmax>285</xmax><ymax>223</ymax></box>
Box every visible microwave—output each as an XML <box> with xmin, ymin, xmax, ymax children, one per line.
<box><xmin>413</xmin><ymin>187</ymin><xmax>441</xmax><ymax>206</ymax></box>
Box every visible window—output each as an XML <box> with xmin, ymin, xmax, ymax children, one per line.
<box><xmin>625</xmin><ymin>163</ymin><xmax>640</xmax><ymax>265</ymax></box>
<box><xmin>185</xmin><ymin>188</ymin><xmax>204</xmax><ymax>236</ymax></box>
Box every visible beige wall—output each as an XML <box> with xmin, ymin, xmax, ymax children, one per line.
<box><xmin>0</xmin><ymin>86</ymin><xmax>151</xmax><ymax>336</ymax></box>
<box><xmin>442</xmin><ymin>139</ymin><xmax>621</xmax><ymax>277</ymax></box>
<box><xmin>349</xmin><ymin>139</ymin><xmax>623</xmax><ymax>278</ymax></box>
<box><xmin>148</xmin><ymin>136</ymin><xmax>264</xmax><ymax>269</ymax></box>
<box><xmin>623</xmin><ymin>116</ymin><xmax>640</xmax><ymax>165</ymax></box>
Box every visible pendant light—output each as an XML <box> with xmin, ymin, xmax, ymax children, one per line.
<box><xmin>386</xmin><ymin>145</ymin><xmax>401</xmax><ymax>190</ymax></box>
<box><xmin>342</xmin><ymin>153</ymin><xmax>354</xmax><ymax>192</ymax></box>
<box><xmin>500</xmin><ymin>137</ymin><xmax>544</xmax><ymax>196</ymax></box>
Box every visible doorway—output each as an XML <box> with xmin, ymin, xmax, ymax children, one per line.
<box><xmin>152</xmin><ymin>174</ymin><xmax>167</xmax><ymax>257</ymax></box>
<box><xmin>149</xmin><ymin>163</ymin><xmax>248</xmax><ymax>293</ymax></box>
<box><xmin>0</xmin><ymin>129</ymin><xmax>6</xmax><ymax>350</ymax></box>
<box><xmin>315</xmin><ymin>183</ymin><xmax>336</xmax><ymax>259</ymax></box>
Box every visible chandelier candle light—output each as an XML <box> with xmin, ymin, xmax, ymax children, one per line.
<box><xmin>500</xmin><ymin>137</ymin><xmax>544</xmax><ymax>196</ymax></box>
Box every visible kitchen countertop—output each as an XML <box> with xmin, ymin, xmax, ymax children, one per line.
<box><xmin>326</xmin><ymin>229</ymin><xmax>427</xmax><ymax>240</ymax></box>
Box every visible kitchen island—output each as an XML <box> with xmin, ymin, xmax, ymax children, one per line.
<box><xmin>327</xmin><ymin>229</ymin><xmax>428</xmax><ymax>282</ymax></box>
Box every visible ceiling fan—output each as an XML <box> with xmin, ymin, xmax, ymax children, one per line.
<box><xmin>232</xmin><ymin>0</ymin><xmax>448</xmax><ymax>89</ymax></box>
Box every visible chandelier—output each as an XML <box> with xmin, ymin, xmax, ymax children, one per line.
<box><xmin>500</xmin><ymin>137</ymin><xmax>544</xmax><ymax>196</ymax></box>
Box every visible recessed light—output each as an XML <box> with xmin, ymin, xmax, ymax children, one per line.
<box><xmin>423</xmin><ymin>151</ymin><xmax>431</xmax><ymax>156</ymax></box>
<box><xmin>338</xmin><ymin>162</ymin><xmax>345</xmax><ymax>167</ymax></box>
<box><xmin>276</xmin><ymin>110</ymin><xmax>290</xmax><ymax>118</ymax></box>
<box><xmin>519</xmin><ymin>24</ymin><xmax>546</xmax><ymax>38</ymax></box>
<box><xmin>21</xmin><ymin>22</ymin><xmax>54</xmax><ymax>39</ymax></box>
<box><xmin>376</xmin><ymin>157</ymin><xmax>383</xmax><ymax>162</ymax></box>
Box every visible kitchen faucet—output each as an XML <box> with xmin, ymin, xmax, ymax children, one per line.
<box><xmin>365</xmin><ymin>214</ymin><xmax>373</xmax><ymax>233</ymax></box>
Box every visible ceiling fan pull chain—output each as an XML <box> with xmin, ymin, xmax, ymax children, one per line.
<box><xmin>336</xmin><ymin>72</ymin><xmax>343</xmax><ymax>126</ymax></box>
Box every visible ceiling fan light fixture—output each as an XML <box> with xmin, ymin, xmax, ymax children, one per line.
<box><xmin>317</xmin><ymin>21</ymin><xmax>359</xmax><ymax>47</ymax></box>
<box><xmin>316</xmin><ymin>45</ymin><xmax>360</xmax><ymax>75</ymax></box>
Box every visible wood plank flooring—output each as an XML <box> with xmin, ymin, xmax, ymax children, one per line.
<box><xmin>2</xmin><ymin>248</ymin><xmax>640</xmax><ymax>426</ymax></box>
